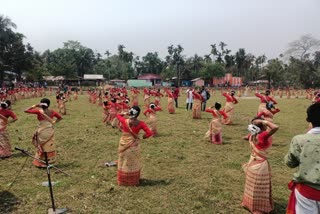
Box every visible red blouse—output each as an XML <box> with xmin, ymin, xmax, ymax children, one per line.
<box><xmin>165</xmin><ymin>89</ymin><xmax>174</xmax><ymax>98</ymax></box>
<box><xmin>205</xmin><ymin>109</ymin><xmax>228</xmax><ymax>119</ymax></box>
<box><xmin>0</xmin><ymin>108</ymin><xmax>17</xmax><ymax>120</ymax></box>
<box><xmin>255</xmin><ymin>93</ymin><xmax>277</xmax><ymax>104</ymax></box>
<box><xmin>192</xmin><ymin>91</ymin><xmax>203</xmax><ymax>101</ymax></box>
<box><xmin>143</xmin><ymin>107</ymin><xmax>162</xmax><ymax>116</ymax></box>
<box><xmin>116</xmin><ymin>114</ymin><xmax>153</xmax><ymax>137</ymax></box>
<box><xmin>222</xmin><ymin>93</ymin><xmax>238</xmax><ymax>104</ymax></box>
<box><xmin>253</xmin><ymin>131</ymin><xmax>272</xmax><ymax>150</ymax></box>
<box><xmin>25</xmin><ymin>109</ymin><xmax>62</xmax><ymax>121</ymax></box>
<box><xmin>257</xmin><ymin>108</ymin><xmax>280</xmax><ymax>118</ymax></box>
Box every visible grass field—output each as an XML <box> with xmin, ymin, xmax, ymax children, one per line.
<box><xmin>0</xmin><ymin>92</ymin><xmax>312</xmax><ymax>213</ymax></box>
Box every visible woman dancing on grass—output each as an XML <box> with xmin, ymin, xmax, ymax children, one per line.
<box><xmin>0</xmin><ymin>100</ymin><xmax>17</xmax><ymax>158</ymax></box>
<box><xmin>143</xmin><ymin>103</ymin><xmax>162</xmax><ymax>136</ymax></box>
<box><xmin>221</xmin><ymin>90</ymin><xmax>238</xmax><ymax>125</ymax></box>
<box><xmin>24</xmin><ymin>98</ymin><xmax>62</xmax><ymax>167</ymax></box>
<box><xmin>116</xmin><ymin>106</ymin><xmax>153</xmax><ymax>186</ymax></box>
<box><xmin>242</xmin><ymin>118</ymin><xmax>279</xmax><ymax>214</ymax></box>
<box><xmin>192</xmin><ymin>89</ymin><xmax>203</xmax><ymax>119</ymax></box>
<box><xmin>204</xmin><ymin>102</ymin><xmax>227</xmax><ymax>145</ymax></box>
<box><xmin>164</xmin><ymin>88</ymin><xmax>175</xmax><ymax>114</ymax></box>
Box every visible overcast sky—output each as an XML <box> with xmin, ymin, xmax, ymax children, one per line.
<box><xmin>1</xmin><ymin>0</ymin><xmax>320</xmax><ymax>59</ymax></box>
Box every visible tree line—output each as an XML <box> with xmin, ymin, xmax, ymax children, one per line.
<box><xmin>1</xmin><ymin>14</ymin><xmax>320</xmax><ymax>88</ymax></box>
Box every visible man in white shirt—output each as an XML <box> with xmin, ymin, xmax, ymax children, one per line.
<box><xmin>186</xmin><ymin>87</ymin><xmax>194</xmax><ymax>111</ymax></box>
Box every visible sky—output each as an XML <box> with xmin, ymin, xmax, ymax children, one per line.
<box><xmin>1</xmin><ymin>0</ymin><xmax>320</xmax><ymax>59</ymax></box>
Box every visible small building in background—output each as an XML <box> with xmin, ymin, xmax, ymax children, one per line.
<box><xmin>83</xmin><ymin>74</ymin><xmax>105</xmax><ymax>86</ymax></box>
<box><xmin>137</xmin><ymin>73</ymin><xmax>162</xmax><ymax>86</ymax></box>
<box><xmin>212</xmin><ymin>73</ymin><xmax>243</xmax><ymax>87</ymax></box>
<box><xmin>127</xmin><ymin>79</ymin><xmax>152</xmax><ymax>87</ymax></box>
<box><xmin>43</xmin><ymin>76</ymin><xmax>66</xmax><ymax>86</ymax></box>
<box><xmin>191</xmin><ymin>77</ymin><xmax>205</xmax><ymax>87</ymax></box>
<box><xmin>109</xmin><ymin>79</ymin><xmax>126</xmax><ymax>87</ymax></box>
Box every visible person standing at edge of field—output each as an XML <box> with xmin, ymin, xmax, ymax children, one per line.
<box><xmin>284</xmin><ymin>102</ymin><xmax>320</xmax><ymax>214</ymax></box>
<box><xmin>242</xmin><ymin>117</ymin><xmax>279</xmax><ymax>214</ymax></box>
<box><xmin>200</xmin><ymin>86</ymin><xmax>210</xmax><ymax>111</ymax></box>
<box><xmin>173</xmin><ymin>85</ymin><xmax>180</xmax><ymax>108</ymax></box>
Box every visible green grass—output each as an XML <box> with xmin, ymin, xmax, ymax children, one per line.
<box><xmin>0</xmin><ymin>93</ymin><xmax>311</xmax><ymax>213</ymax></box>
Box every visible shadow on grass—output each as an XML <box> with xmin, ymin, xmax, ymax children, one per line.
<box><xmin>139</xmin><ymin>178</ymin><xmax>171</xmax><ymax>187</ymax></box>
<box><xmin>272</xmin><ymin>198</ymin><xmax>287</xmax><ymax>214</ymax></box>
<box><xmin>55</xmin><ymin>162</ymin><xmax>81</xmax><ymax>169</ymax></box>
<box><xmin>0</xmin><ymin>191</ymin><xmax>20</xmax><ymax>213</ymax></box>
<box><xmin>272</xmin><ymin>143</ymin><xmax>287</xmax><ymax>147</ymax></box>
<box><xmin>10</xmin><ymin>152</ymin><xmax>27</xmax><ymax>158</ymax></box>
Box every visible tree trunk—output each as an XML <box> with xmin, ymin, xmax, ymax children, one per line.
<box><xmin>0</xmin><ymin>70</ymin><xmax>4</xmax><ymax>82</ymax></box>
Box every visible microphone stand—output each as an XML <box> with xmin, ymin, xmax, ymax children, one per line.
<box><xmin>15</xmin><ymin>147</ymin><xmax>68</xmax><ymax>214</ymax></box>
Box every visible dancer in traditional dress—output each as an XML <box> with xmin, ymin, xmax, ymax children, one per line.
<box><xmin>204</xmin><ymin>102</ymin><xmax>227</xmax><ymax>144</ymax></box>
<box><xmin>164</xmin><ymin>88</ymin><xmax>175</xmax><ymax>114</ymax></box>
<box><xmin>255</xmin><ymin>90</ymin><xmax>277</xmax><ymax>114</ymax></box>
<box><xmin>256</xmin><ymin>102</ymin><xmax>280</xmax><ymax>122</ymax></box>
<box><xmin>192</xmin><ymin>89</ymin><xmax>203</xmax><ymax>119</ymax></box>
<box><xmin>221</xmin><ymin>90</ymin><xmax>238</xmax><ymax>125</ymax></box>
<box><xmin>24</xmin><ymin>98</ymin><xmax>62</xmax><ymax>167</ymax></box>
<box><xmin>0</xmin><ymin>100</ymin><xmax>17</xmax><ymax>158</ymax></box>
<box><xmin>242</xmin><ymin>118</ymin><xmax>279</xmax><ymax>214</ymax></box>
<box><xmin>131</xmin><ymin>87</ymin><xmax>140</xmax><ymax>106</ymax></box>
<box><xmin>143</xmin><ymin>88</ymin><xmax>151</xmax><ymax>109</ymax></box>
<box><xmin>143</xmin><ymin>103</ymin><xmax>162</xmax><ymax>136</ymax></box>
<box><xmin>57</xmin><ymin>93</ymin><xmax>67</xmax><ymax>115</ymax></box>
<box><xmin>153</xmin><ymin>88</ymin><xmax>164</xmax><ymax>107</ymax></box>
<box><xmin>116</xmin><ymin>106</ymin><xmax>153</xmax><ymax>186</ymax></box>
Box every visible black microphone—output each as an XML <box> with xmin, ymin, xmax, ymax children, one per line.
<box><xmin>15</xmin><ymin>147</ymin><xmax>27</xmax><ymax>153</ymax></box>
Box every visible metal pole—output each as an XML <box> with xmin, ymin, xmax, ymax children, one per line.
<box><xmin>45</xmin><ymin>152</ymin><xmax>56</xmax><ymax>212</ymax></box>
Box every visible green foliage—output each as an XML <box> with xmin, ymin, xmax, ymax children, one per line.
<box><xmin>1</xmin><ymin>14</ymin><xmax>320</xmax><ymax>89</ymax></box>
<box><xmin>200</xmin><ymin>62</ymin><xmax>225</xmax><ymax>81</ymax></box>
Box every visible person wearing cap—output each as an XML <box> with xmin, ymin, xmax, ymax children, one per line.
<box><xmin>241</xmin><ymin>118</ymin><xmax>279</xmax><ymax>214</ymax></box>
<box><xmin>284</xmin><ymin>102</ymin><xmax>320</xmax><ymax>214</ymax></box>
<box><xmin>24</xmin><ymin>98</ymin><xmax>62</xmax><ymax>167</ymax></box>
<box><xmin>143</xmin><ymin>102</ymin><xmax>162</xmax><ymax>136</ymax></box>
<box><xmin>204</xmin><ymin>102</ymin><xmax>228</xmax><ymax>145</ymax></box>
<box><xmin>0</xmin><ymin>100</ymin><xmax>17</xmax><ymax>158</ymax></box>
<box><xmin>221</xmin><ymin>90</ymin><xmax>238</xmax><ymax>125</ymax></box>
<box><xmin>116</xmin><ymin>106</ymin><xmax>153</xmax><ymax>186</ymax></box>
